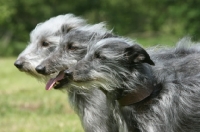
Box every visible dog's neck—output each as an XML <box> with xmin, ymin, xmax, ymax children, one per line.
<box><xmin>117</xmin><ymin>64</ymin><xmax>162</xmax><ymax>106</ymax></box>
<box><xmin>117</xmin><ymin>82</ymin><xmax>162</xmax><ymax>106</ymax></box>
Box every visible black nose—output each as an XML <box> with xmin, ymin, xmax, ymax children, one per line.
<box><xmin>14</xmin><ymin>60</ymin><xmax>23</xmax><ymax>69</ymax></box>
<box><xmin>64</xmin><ymin>70</ymin><xmax>72</xmax><ymax>79</ymax></box>
<box><xmin>35</xmin><ymin>65</ymin><xmax>46</xmax><ymax>75</ymax></box>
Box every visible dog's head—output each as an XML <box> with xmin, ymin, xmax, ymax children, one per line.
<box><xmin>14</xmin><ymin>14</ymin><xmax>87</xmax><ymax>81</ymax></box>
<box><xmin>51</xmin><ymin>37</ymin><xmax>155</xmax><ymax>93</ymax></box>
<box><xmin>34</xmin><ymin>24</ymin><xmax>115</xmax><ymax>90</ymax></box>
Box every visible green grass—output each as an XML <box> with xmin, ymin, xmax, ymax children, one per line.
<box><xmin>0</xmin><ymin>58</ymin><xmax>84</xmax><ymax>132</ymax></box>
<box><xmin>130</xmin><ymin>33</ymin><xmax>181</xmax><ymax>47</ymax></box>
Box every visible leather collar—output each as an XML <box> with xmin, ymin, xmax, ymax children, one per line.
<box><xmin>117</xmin><ymin>84</ymin><xmax>162</xmax><ymax>106</ymax></box>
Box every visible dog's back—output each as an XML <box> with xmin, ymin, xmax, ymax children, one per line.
<box><xmin>125</xmin><ymin>38</ymin><xmax>200</xmax><ymax>132</ymax></box>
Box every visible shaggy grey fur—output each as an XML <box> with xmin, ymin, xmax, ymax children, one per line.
<box><xmin>14</xmin><ymin>14</ymin><xmax>118</xmax><ymax>132</ymax></box>
<box><xmin>14</xmin><ymin>14</ymin><xmax>87</xmax><ymax>81</ymax></box>
<box><xmin>35</xmin><ymin>24</ymin><xmax>113</xmax><ymax>76</ymax></box>
<box><xmin>62</xmin><ymin>37</ymin><xmax>200</xmax><ymax>132</ymax></box>
<box><xmin>35</xmin><ymin>26</ymin><xmax>119</xmax><ymax>132</ymax></box>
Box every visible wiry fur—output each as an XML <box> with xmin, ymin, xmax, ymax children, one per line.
<box><xmin>149</xmin><ymin>37</ymin><xmax>200</xmax><ymax>62</ymax></box>
<box><xmin>35</xmin><ymin>26</ymin><xmax>119</xmax><ymax>131</ymax></box>
<box><xmin>64</xmin><ymin>37</ymin><xmax>200</xmax><ymax>132</ymax></box>
<box><xmin>14</xmin><ymin>14</ymin><xmax>118</xmax><ymax>132</ymax></box>
<box><xmin>36</xmin><ymin>23</ymin><xmax>113</xmax><ymax>75</ymax></box>
<box><xmin>14</xmin><ymin>14</ymin><xmax>87</xmax><ymax>81</ymax></box>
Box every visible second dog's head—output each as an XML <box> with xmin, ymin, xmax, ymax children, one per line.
<box><xmin>50</xmin><ymin>38</ymin><xmax>155</xmax><ymax>96</ymax></box>
<box><xmin>35</xmin><ymin>25</ymin><xmax>114</xmax><ymax>90</ymax></box>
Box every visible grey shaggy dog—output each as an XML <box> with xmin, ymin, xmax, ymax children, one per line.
<box><xmin>14</xmin><ymin>14</ymin><xmax>87</xmax><ymax>81</ymax></box>
<box><xmin>58</xmin><ymin>37</ymin><xmax>200</xmax><ymax>132</ymax></box>
<box><xmin>14</xmin><ymin>14</ymin><xmax>118</xmax><ymax>132</ymax></box>
<box><xmin>35</xmin><ymin>26</ymin><xmax>119</xmax><ymax>132</ymax></box>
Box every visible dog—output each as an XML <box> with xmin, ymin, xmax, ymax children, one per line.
<box><xmin>14</xmin><ymin>14</ymin><xmax>118</xmax><ymax>132</ymax></box>
<box><xmin>54</xmin><ymin>37</ymin><xmax>200</xmax><ymax>132</ymax></box>
<box><xmin>14</xmin><ymin>14</ymin><xmax>87</xmax><ymax>81</ymax></box>
<box><xmin>35</xmin><ymin>27</ymin><xmax>119</xmax><ymax>132</ymax></box>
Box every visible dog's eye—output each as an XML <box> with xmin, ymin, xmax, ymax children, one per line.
<box><xmin>68</xmin><ymin>42</ymin><xmax>78</xmax><ymax>51</ymax></box>
<box><xmin>94</xmin><ymin>52</ymin><xmax>105</xmax><ymax>60</ymax></box>
<box><xmin>94</xmin><ymin>52</ymin><xmax>100</xmax><ymax>58</ymax></box>
<box><xmin>42</xmin><ymin>41</ymin><xmax>49</xmax><ymax>47</ymax></box>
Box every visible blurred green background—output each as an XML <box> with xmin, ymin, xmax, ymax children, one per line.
<box><xmin>1</xmin><ymin>0</ymin><xmax>200</xmax><ymax>131</ymax></box>
<box><xmin>1</xmin><ymin>0</ymin><xmax>200</xmax><ymax>56</ymax></box>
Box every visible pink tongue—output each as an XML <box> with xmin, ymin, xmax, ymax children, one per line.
<box><xmin>45</xmin><ymin>71</ymin><xmax>65</xmax><ymax>90</ymax></box>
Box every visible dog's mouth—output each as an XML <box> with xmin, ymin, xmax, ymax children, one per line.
<box><xmin>45</xmin><ymin>71</ymin><xmax>69</xmax><ymax>90</ymax></box>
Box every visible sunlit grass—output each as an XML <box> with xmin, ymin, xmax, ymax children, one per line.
<box><xmin>130</xmin><ymin>33</ymin><xmax>180</xmax><ymax>47</ymax></box>
<box><xmin>0</xmin><ymin>58</ymin><xmax>83</xmax><ymax>132</ymax></box>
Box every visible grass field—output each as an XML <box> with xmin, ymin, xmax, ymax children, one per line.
<box><xmin>0</xmin><ymin>58</ymin><xmax>84</xmax><ymax>132</ymax></box>
<box><xmin>134</xmin><ymin>33</ymin><xmax>181</xmax><ymax>47</ymax></box>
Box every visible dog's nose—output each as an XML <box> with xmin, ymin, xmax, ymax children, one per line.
<box><xmin>35</xmin><ymin>65</ymin><xmax>46</xmax><ymax>75</ymax></box>
<box><xmin>14</xmin><ymin>60</ymin><xmax>23</xmax><ymax>69</ymax></box>
<box><xmin>64</xmin><ymin>70</ymin><xmax>73</xmax><ymax>79</ymax></box>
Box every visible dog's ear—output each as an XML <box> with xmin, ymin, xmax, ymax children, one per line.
<box><xmin>124</xmin><ymin>44</ymin><xmax>155</xmax><ymax>65</ymax></box>
<box><xmin>61</xmin><ymin>24</ymin><xmax>73</xmax><ymax>34</ymax></box>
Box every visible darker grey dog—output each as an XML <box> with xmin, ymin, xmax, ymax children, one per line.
<box><xmin>35</xmin><ymin>27</ymin><xmax>119</xmax><ymax>132</ymax></box>
<box><xmin>58</xmin><ymin>37</ymin><xmax>200</xmax><ymax>132</ymax></box>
